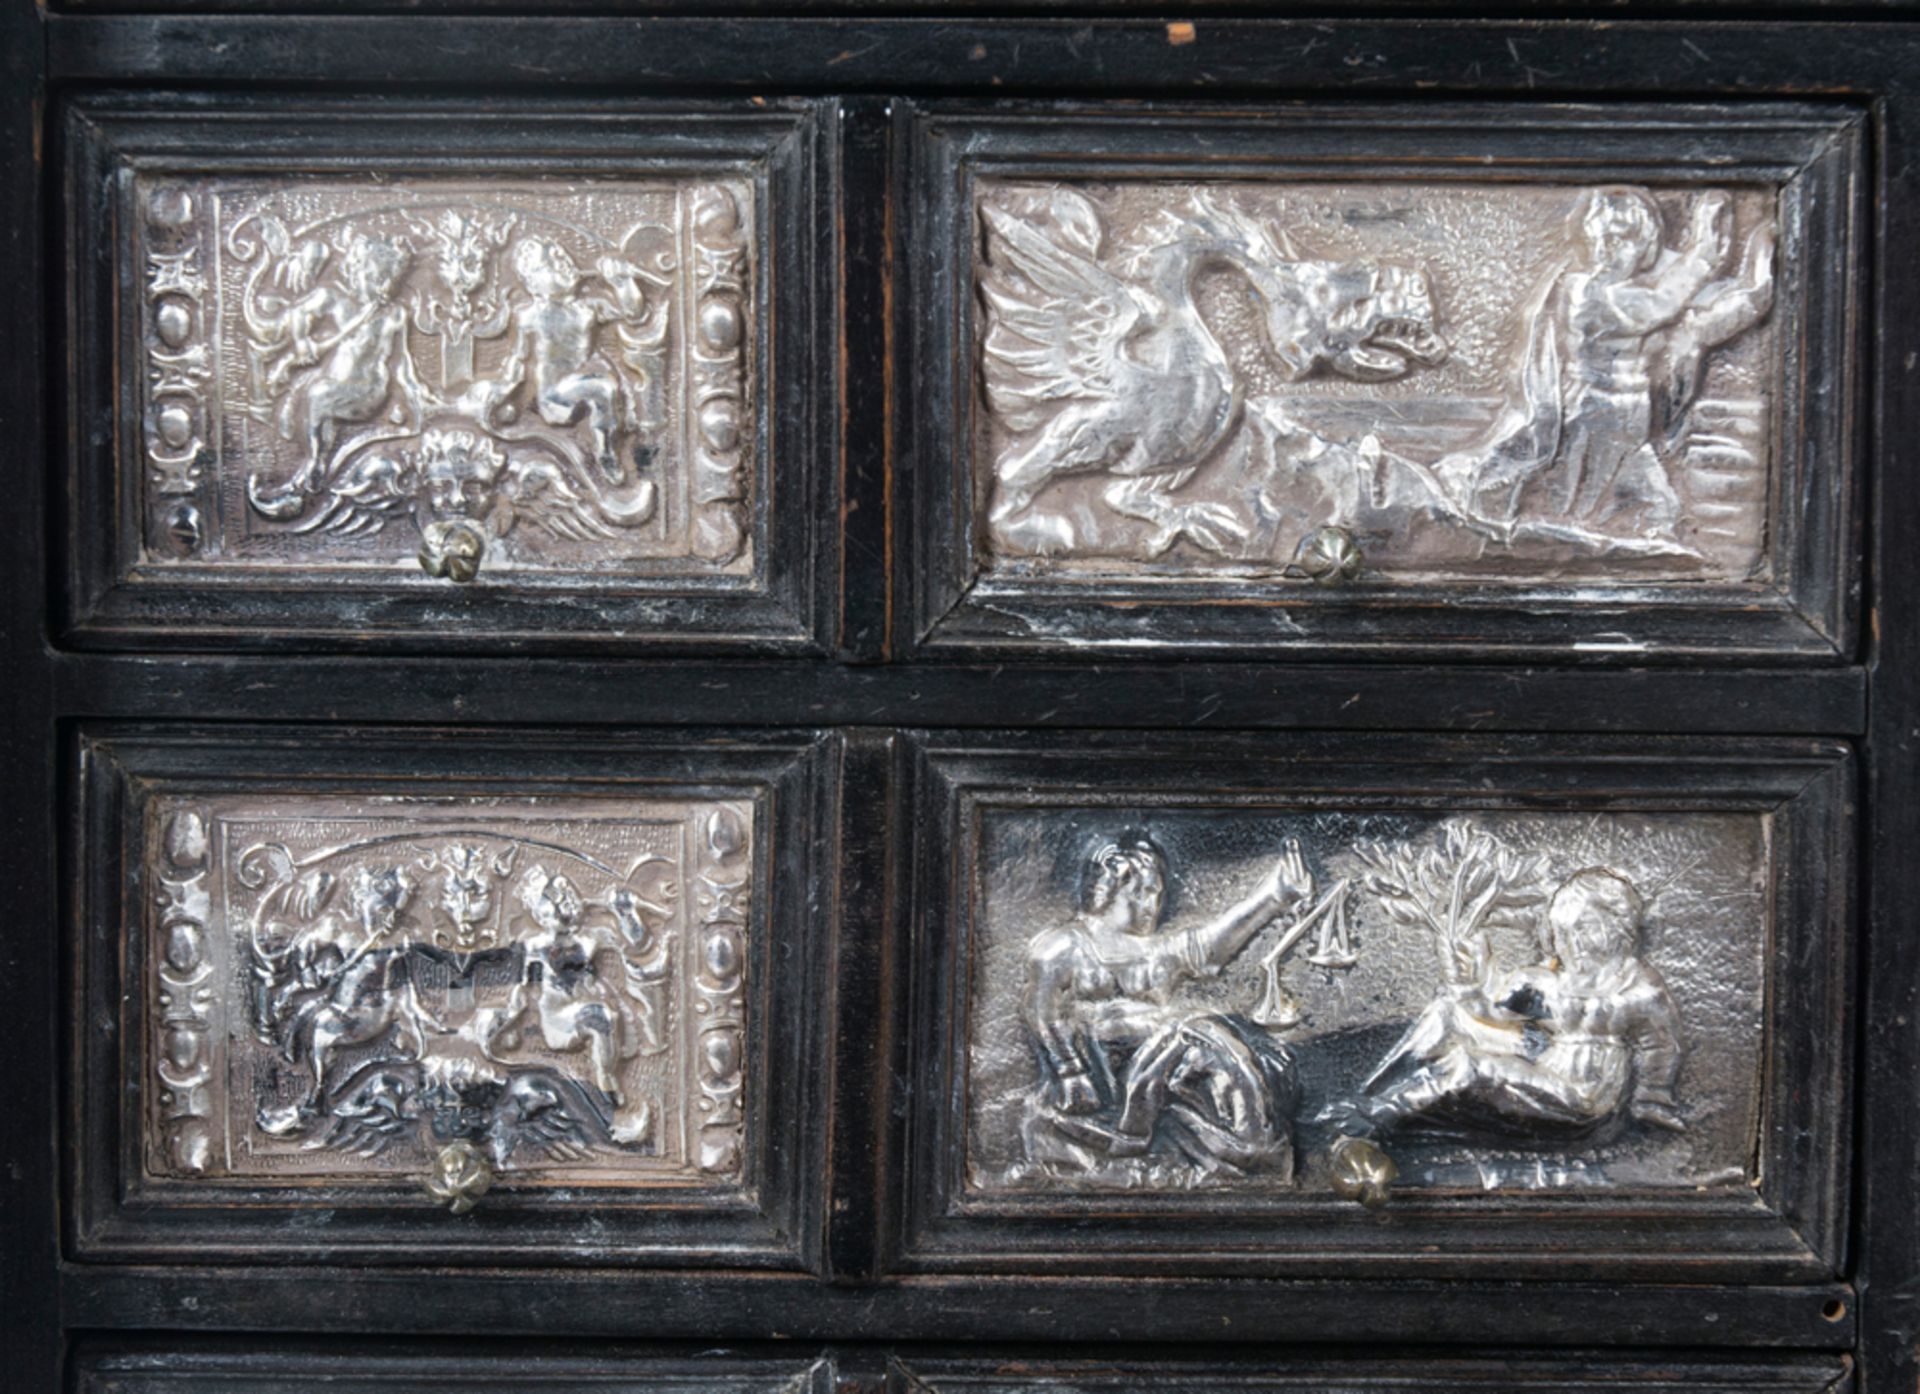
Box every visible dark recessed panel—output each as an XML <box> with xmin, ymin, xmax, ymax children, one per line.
<box><xmin>887</xmin><ymin>1352</ymin><xmax>1851</xmax><ymax>1394</ymax></box>
<box><xmin>75</xmin><ymin>1344</ymin><xmax>836</xmax><ymax>1392</ymax></box>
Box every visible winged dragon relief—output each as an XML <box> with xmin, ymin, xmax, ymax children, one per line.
<box><xmin>977</xmin><ymin>186</ymin><xmax>1449</xmax><ymax>562</ymax></box>
<box><xmin>976</xmin><ymin>182</ymin><xmax>1779</xmax><ymax>575</ymax></box>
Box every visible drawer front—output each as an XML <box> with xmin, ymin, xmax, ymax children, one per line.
<box><xmin>62</xmin><ymin>94</ymin><xmax>836</xmax><ymax>652</ymax></box>
<box><xmin>70</xmin><ymin>724</ymin><xmax>836</xmax><ymax>1266</ymax></box>
<box><xmin>76</xmin><ymin>1345</ymin><xmax>836</xmax><ymax>1392</ymax></box>
<box><xmin>71</xmin><ymin>1344</ymin><xmax>1850</xmax><ymax>1394</ymax></box>
<box><xmin>902</xmin><ymin>101</ymin><xmax>1863</xmax><ymax>661</ymax></box>
<box><xmin>886</xmin><ymin>1353</ymin><xmax>1852</xmax><ymax>1393</ymax></box>
<box><xmin>894</xmin><ymin>730</ymin><xmax>1851</xmax><ymax>1280</ymax></box>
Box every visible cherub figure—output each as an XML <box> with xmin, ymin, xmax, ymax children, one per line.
<box><xmin>1018</xmin><ymin>834</ymin><xmax>1314</xmax><ymax>1182</ymax></box>
<box><xmin>1330</xmin><ymin>867</ymin><xmax>1684</xmax><ymax>1145</ymax></box>
<box><xmin>1432</xmin><ymin>186</ymin><xmax>1774</xmax><ymax>549</ymax></box>
<box><xmin>241</xmin><ymin>236</ymin><xmax>352</xmax><ymax>402</ymax></box>
<box><xmin>274</xmin><ymin>234</ymin><xmax>432</xmax><ymax>494</ymax></box>
<box><xmin>252</xmin><ymin>863</ymin><xmax>429</xmax><ymax>1136</ymax></box>
<box><xmin>492</xmin><ymin>236</ymin><xmax>662</xmax><ymax>484</ymax></box>
<box><xmin>491</xmin><ymin>866</ymin><xmax>636</xmax><ymax>1106</ymax></box>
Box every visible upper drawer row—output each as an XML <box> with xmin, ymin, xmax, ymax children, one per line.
<box><xmin>61</xmin><ymin>96</ymin><xmax>1866</xmax><ymax>660</ymax></box>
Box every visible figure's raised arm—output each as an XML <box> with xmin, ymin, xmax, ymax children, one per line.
<box><xmin>595</xmin><ymin>256</ymin><xmax>655</xmax><ymax>322</ymax></box>
<box><xmin>1185</xmin><ymin>838</ymin><xmax>1316</xmax><ymax>972</ymax></box>
<box><xmin>1685</xmin><ymin>219</ymin><xmax>1777</xmax><ymax>346</ymax></box>
<box><xmin>1610</xmin><ymin>192</ymin><xmax>1734</xmax><ymax>332</ymax></box>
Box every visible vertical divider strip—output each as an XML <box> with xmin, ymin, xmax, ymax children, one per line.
<box><xmin>0</xmin><ymin>2</ymin><xmax>59</xmax><ymax>1388</ymax></box>
<box><xmin>822</xmin><ymin>727</ymin><xmax>902</xmax><ymax>1283</ymax></box>
<box><xmin>836</xmin><ymin>97</ymin><xmax>895</xmax><ymax>663</ymax></box>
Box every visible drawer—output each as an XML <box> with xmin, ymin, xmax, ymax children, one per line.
<box><xmin>891</xmin><ymin>730</ymin><xmax>1852</xmax><ymax>1280</ymax></box>
<box><xmin>901</xmin><ymin>101</ymin><xmax>1864</xmax><ymax>661</ymax></box>
<box><xmin>71</xmin><ymin>1343</ymin><xmax>1852</xmax><ymax>1393</ymax></box>
<box><xmin>76</xmin><ymin>1343</ymin><xmax>836</xmax><ymax>1392</ymax></box>
<box><xmin>885</xmin><ymin>1352</ymin><xmax>1852</xmax><ymax>1393</ymax></box>
<box><xmin>60</xmin><ymin>93</ymin><xmax>836</xmax><ymax>653</ymax></box>
<box><xmin>69</xmin><ymin>724</ymin><xmax>836</xmax><ymax>1266</ymax></box>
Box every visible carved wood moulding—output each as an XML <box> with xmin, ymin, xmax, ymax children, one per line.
<box><xmin>64</xmin><ymin>97</ymin><xmax>832</xmax><ymax>651</ymax></box>
<box><xmin>906</xmin><ymin>103</ymin><xmax>1865</xmax><ymax>659</ymax></box>
<box><xmin>898</xmin><ymin>732</ymin><xmax>1853</xmax><ymax>1280</ymax></box>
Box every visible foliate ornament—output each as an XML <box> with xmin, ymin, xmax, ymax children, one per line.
<box><xmin>1318</xmin><ymin>823</ymin><xmax>1689</xmax><ymax>1173</ymax></box>
<box><xmin>967</xmin><ymin>809</ymin><xmax>1765</xmax><ymax>1196</ymax></box>
<box><xmin>131</xmin><ymin>175</ymin><xmax>757</xmax><ymax>582</ymax></box>
<box><xmin>975</xmin><ymin>181</ymin><xmax>1777</xmax><ymax>584</ymax></box>
<box><xmin>144</xmin><ymin>794</ymin><xmax>755</xmax><ymax>1200</ymax></box>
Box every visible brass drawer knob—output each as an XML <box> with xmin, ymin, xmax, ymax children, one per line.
<box><xmin>423</xmin><ymin>1140</ymin><xmax>493</xmax><ymax>1215</ymax></box>
<box><xmin>1328</xmin><ymin>1136</ymin><xmax>1396</xmax><ymax>1210</ymax></box>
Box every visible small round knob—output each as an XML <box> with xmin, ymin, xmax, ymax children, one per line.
<box><xmin>1291</xmin><ymin>526</ymin><xmax>1363</xmax><ymax>585</ymax></box>
<box><xmin>419</xmin><ymin>520</ymin><xmax>488</xmax><ymax>584</ymax></box>
<box><xmin>1328</xmin><ymin>1134</ymin><xmax>1396</xmax><ymax>1209</ymax></box>
<box><xmin>423</xmin><ymin>1140</ymin><xmax>493</xmax><ymax>1214</ymax></box>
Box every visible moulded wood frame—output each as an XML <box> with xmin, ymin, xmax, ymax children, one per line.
<box><xmin>883</xmin><ymin>1349</ymin><xmax>1855</xmax><ymax>1394</ymax></box>
<box><xmin>74</xmin><ymin>1340</ymin><xmax>841</xmax><ymax>1392</ymax></box>
<box><xmin>69</xmin><ymin>723</ymin><xmax>837</xmax><ymax>1269</ymax></box>
<box><xmin>900</xmin><ymin>100</ymin><xmax>1865</xmax><ymax>663</ymax></box>
<box><xmin>892</xmin><ymin>729</ymin><xmax>1854</xmax><ymax>1282</ymax></box>
<box><xmin>60</xmin><ymin>93</ymin><xmax>839</xmax><ymax>655</ymax></box>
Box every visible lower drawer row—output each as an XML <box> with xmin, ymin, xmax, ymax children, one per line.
<box><xmin>71</xmin><ymin>725</ymin><xmax>1854</xmax><ymax>1284</ymax></box>
<box><xmin>75</xmin><ymin>1345</ymin><xmax>1854</xmax><ymax>1393</ymax></box>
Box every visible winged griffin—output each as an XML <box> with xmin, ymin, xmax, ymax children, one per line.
<box><xmin>978</xmin><ymin>187</ymin><xmax>1448</xmax><ymax>559</ymax></box>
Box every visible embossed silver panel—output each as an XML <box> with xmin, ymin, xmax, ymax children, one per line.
<box><xmin>966</xmin><ymin>809</ymin><xmax>1766</xmax><ymax>1197</ymax></box>
<box><xmin>145</xmin><ymin>792</ymin><xmax>753</xmax><ymax>1190</ymax></box>
<box><xmin>975</xmin><ymin>179</ymin><xmax>1777</xmax><ymax>583</ymax></box>
<box><xmin>133</xmin><ymin>174</ymin><xmax>754</xmax><ymax>581</ymax></box>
